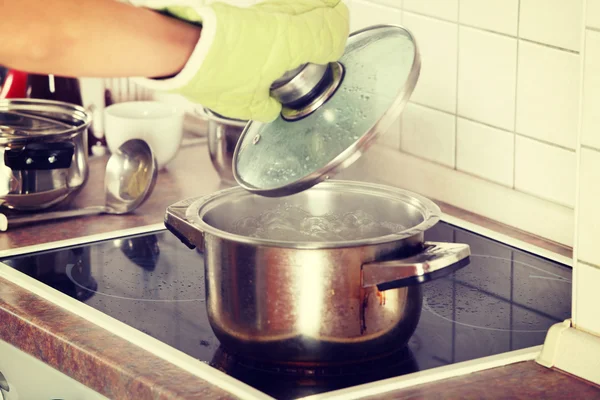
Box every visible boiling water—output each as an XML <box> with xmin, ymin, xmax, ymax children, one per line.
<box><xmin>232</xmin><ymin>204</ymin><xmax>406</xmax><ymax>242</ymax></box>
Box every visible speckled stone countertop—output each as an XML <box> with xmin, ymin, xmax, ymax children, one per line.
<box><xmin>369</xmin><ymin>361</ymin><xmax>600</xmax><ymax>399</ymax></box>
<box><xmin>0</xmin><ymin>275</ymin><xmax>234</xmax><ymax>399</ymax></box>
<box><xmin>0</xmin><ymin>140</ymin><xmax>577</xmax><ymax>399</ymax></box>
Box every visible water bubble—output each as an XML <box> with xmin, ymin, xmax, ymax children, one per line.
<box><xmin>232</xmin><ymin>206</ymin><xmax>406</xmax><ymax>242</ymax></box>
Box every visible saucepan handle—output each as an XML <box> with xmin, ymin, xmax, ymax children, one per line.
<box><xmin>164</xmin><ymin>198</ymin><xmax>205</xmax><ymax>252</ymax></box>
<box><xmin>4</xmin><ymin>142</ymin><xmax>75</xmax><ymax>171</ymax></box>
<box><xmin>362</xmin><ymin>242</ymin><xmax>471</xmax><ymax>291</ymax></box>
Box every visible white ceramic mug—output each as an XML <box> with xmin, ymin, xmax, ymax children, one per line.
<box><xmin>104</xmin><ymin>101</ymin><xmax>184</xmax><ymax>169</ymax></box>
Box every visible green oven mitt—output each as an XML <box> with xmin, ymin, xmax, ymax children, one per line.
<box><xmin>132</xmin><ymin>0</ymin><xmax>349</xmax><ymax>122</ymax></box>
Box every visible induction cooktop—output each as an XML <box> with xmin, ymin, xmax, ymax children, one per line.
<box><xmin>0</xmin><ymin>221</ymin><xmax>572</xmax><ymax>399</ymax></box>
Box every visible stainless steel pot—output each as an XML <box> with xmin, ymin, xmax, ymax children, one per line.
<box><xmin>197</xmin><ymin>107</ymin><xmax>248</xmax><ymax>185</ymax></box>
<box><xmin>0</xmin><ymin>99</ymin><xmax>91</xmax><ymax>210</ymax></box>
<box><xmin>165</xmin><ymin>181</ymin><xmax>470</xmax><ymax>364</ymax></box>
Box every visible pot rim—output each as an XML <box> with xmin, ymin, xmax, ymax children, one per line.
<box><xmin>184</xmin><ymin>180</ymin><xmax>441</xmax><ymax>249</ymax></box>
<box><xmin>196</xmin><ymin>106</ymin><xmax>249</xmax><ymax>128</ymax></box>
<box><xmin>0</xmin><ymin>98</ymin><xmax>91</xmax><ymax>145</ymax></box>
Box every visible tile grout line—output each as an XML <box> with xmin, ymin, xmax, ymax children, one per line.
<box><xmin>408</xmin><ymin>100</ymin><xmax>577</xmax><ymax>152</ymax></box>
<box><xmin>503</xmin><ymin>186</ymin><xmax>576</xmax><ymax>210</ymax></box>
<box><xmin>400</xmin><ymin>9</ymin><xmax>580</xmax><ymax>54</ymax></box>
<box><xmin>587</xmin><ymin>26</ymin><xmax>600</xmax><ymax>33</ymax></box>
<box><xmin>581</xmin><ymin>144</ymin><xmax>600</xmax><ymax>154</ymax></box>
<box><xmin>577</xmin><ymin>260</ymin><xmax>600</xmax><ymax>271</ymax></box>
<box><xmin>401</xmin><ymin>7</ymin><xmax>457</xmax><ymax>24</ymax></box>
<box><xmin>513</xmin><ymin>0</ymin><xmax>522</xmax><ymax>190</ymax></box>
<box><xmin>518</xmin><ymin>37</ymin><xmax>579</xmax><ymax>54</ymax></box>
<box><xmin>397</xmin><ymin>148</ymin><xmax>576</xmax><ymax>209</ymax></box>
<box><xmin>454</xmin><ymin>1</ymin><xmax>461</xmax><ymax>171</ymax></box>
<box><xmin>511</xmin><ymin>134</ymin><xmax>576</xmax><ymax>152</ymax></box>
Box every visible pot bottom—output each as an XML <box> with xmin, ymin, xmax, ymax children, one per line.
<box><xmin>215</xmin><ymin>344</ymin><xmax>414</xmax><ymax>368</ymax></box>
<box><xmin>210</xmin><ymin>345</ymin><xmax>419</xmax><ymax>400</ymax></box>
<box><xmin>208</xmin><ymin>296</ymin><xmax>423</xmax><ymax>366</ymax></box>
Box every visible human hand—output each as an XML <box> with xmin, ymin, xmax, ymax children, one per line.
<box><xmin>132</xmin><ymin>0</ymin><xmax>349</xmax><ymax>122</ymax></box>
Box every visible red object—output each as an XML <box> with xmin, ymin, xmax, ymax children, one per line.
<box><xmin>0</xmin><ymin>69</ymin><xmax>28</xmax><ymax>99</ymax></box>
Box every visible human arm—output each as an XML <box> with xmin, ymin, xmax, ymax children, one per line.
<box><xmin>134</xmin><ymin>0</ymin><xmax>350</xmax><ymax>122</ymax></box>
<box><xmin>0</xmin><ymin>0</ymin><xmax>349</xmax><ymax>122</ymax></box>
<box><xmin>0</xmin><ymin>0</ymin><xmax>201</xmax><ymax>78</ymax></box>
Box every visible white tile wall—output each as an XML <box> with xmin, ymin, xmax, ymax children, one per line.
<box><xmin>349</xmin><ymin>0</ymin><xmax>402</xmax><ymax>31</ymax></box>
<box><xmin>457</xmin><ymin>26</ymin><xmax>517</xmax><ymax>131</ymax></box>
<box><xmin>357</xmin><ymin>0</ymin><xmax>600</xmax><ymax>342</ymax></box>
<box><xmin>576</xmin><ymin>262</ymin><xmax>600</xmax><ymax>336</ymax></box>
<box><xmin>515</xmin><ymin>136</ymin><xmax>576</xmax><ymax>207</ymax></box>
<box><xmin>456</xmin><ymin>118</ymin><xmax>514</xmax><ymax>187</ymax></box>
<box><xmin>587</xmin><ymin>0</ymin><xmax>600</xmax><ymax>29</ymax></box>
<box><xmin>343</xmin><ymin>0</ymin><xmax>589</xmax><ymax>243</ymax></box>
<box><xmin>402</xmin><ymin>0</ymin><xmax>458</xmax><ymax>21</ymax></box>
<box><xmin>582</xmin><ymin>30</ymin><xmax>600</xmax><ymax>150</ymax></box>
<box><xmin>516</xmin><ymin>41</ymin><xmax>581</xmax><ymax>150</ymax></box>
<box><xmin>458</xmin><ymin>0</ymin><xmax>519</xmax><ymax>36</ymax></box>
<box><xmin>402</xmin><ymin>12</ymin><xmax>458</xmax><ymax>113</ymax></box>
<box><xmin>400</xmin><ymin>103</ymin><xmax>455</xmax><ymax>167</ymax></box>
<box><xmin>519</xmin><ymin>0</ymin><xmax>584</xmax><ymax>51</ymax></box>
<box><xmin>576</xmin><ymin>147</ymin><xmax>600</xmax><ymax>266</ymax></box>
<box><xmin>367</xmin><ymin>0</ymin><xmax>402</xmax><ymax>9</ymax></box>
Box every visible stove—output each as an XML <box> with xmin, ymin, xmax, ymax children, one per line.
<box><xmin>0</xmin><ymin>221</ymin><xmax>572</xmax><ymax>399</ymax></box>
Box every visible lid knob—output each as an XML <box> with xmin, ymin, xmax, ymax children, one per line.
<box><xmin>270</xmin><ymin>62</ymin><xmax>345</xmax><ymax>121</ymax></box>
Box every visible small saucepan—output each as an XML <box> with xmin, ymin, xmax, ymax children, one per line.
<box><xmin>0</xmin><ymin>99</ymin><xmax>91</xmax><ymax>211</ymax></box>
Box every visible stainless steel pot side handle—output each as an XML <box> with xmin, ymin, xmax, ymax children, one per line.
<box><xmin>164</xmin><ymin>198</ymin><xmax>204</xmax><ymax>252</ymax></box>
<box><xmin>362</xmin><ymin>242</ymin><xmax>471</xmax><ymax>291</ymax></box>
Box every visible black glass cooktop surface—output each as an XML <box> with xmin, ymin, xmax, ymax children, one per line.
<box><xmin>0</xmin><ymin>222</ymin><xmax>572</xmax><ymax>399</ymax></box>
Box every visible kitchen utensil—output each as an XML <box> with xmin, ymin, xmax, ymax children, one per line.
<box><xmin>0</xmin><ymin>98</ymin><xmax>91</xmax><ymax>211</ymax></box>
<box><xmin>164</xmin><ymin>181</ymin><xmax>470</xmax><ymax>364</ymax></box>
<box><xmin>197</xmin><ymin>106</ymin><xmax>248</xmax><ymax>184</ymax></box>
<box><xmin>104</xmin><ymin>101</ymin><xmax>184</xmax><ymax>169</ymax></box>
<box><xmin>230</xmin><ymin>25</ymin><xmax>420</xmax><ymax>197</ymax></box>
<box><xmin>0</xmin><ymin>139</ymin><xmax>157</xmax><ymax>231</ymax></box>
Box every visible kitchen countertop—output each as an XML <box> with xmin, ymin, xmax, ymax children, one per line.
<box><xmin>0</xmin><ymin>140</ymin><xmax>581</xmax><ymax>399</ymax></box>
<box><xmin>0</xmin><ymin>140</ymin><xmax>572</xmax><ymax>258</ymax></box>
<box><xmin>370</xmin><ymin>361</ymin><xmax>600</xmax><ymax>399</ymax></box>
<box><xmin>0</xmin><ymin>275</ymin><xmax>234</xmax><ymax>400</ymax></box>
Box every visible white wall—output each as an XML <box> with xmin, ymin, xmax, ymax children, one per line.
<box><xmin>573</xmin><ymin>0</ymin><xmax>600</xmax><ymax>337</ymax></box>
<box><xmin>348</xmin><ymin>0</ymin><xmax>586</xmax><ymax>247</ymax></box>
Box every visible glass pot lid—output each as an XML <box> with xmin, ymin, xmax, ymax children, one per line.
<box><xmin>232</xmin><ymin>25</ymin><xmax>420</xmax><ymax>197</ymax></box>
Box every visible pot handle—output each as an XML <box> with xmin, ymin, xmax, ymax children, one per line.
<box><xmin>362</xmin><ymin>242</ymin><xmax>470</xmax><ymax>291</ymax></box>
<box><xmin>4</xmin><ymin>142</ymin><xmax>75</xmax><ymax>171</ymax></box>
<box><xmin>164</xmin><ymin>198</ymin><xmax>205</xmax><ymax>252</ymax></box>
